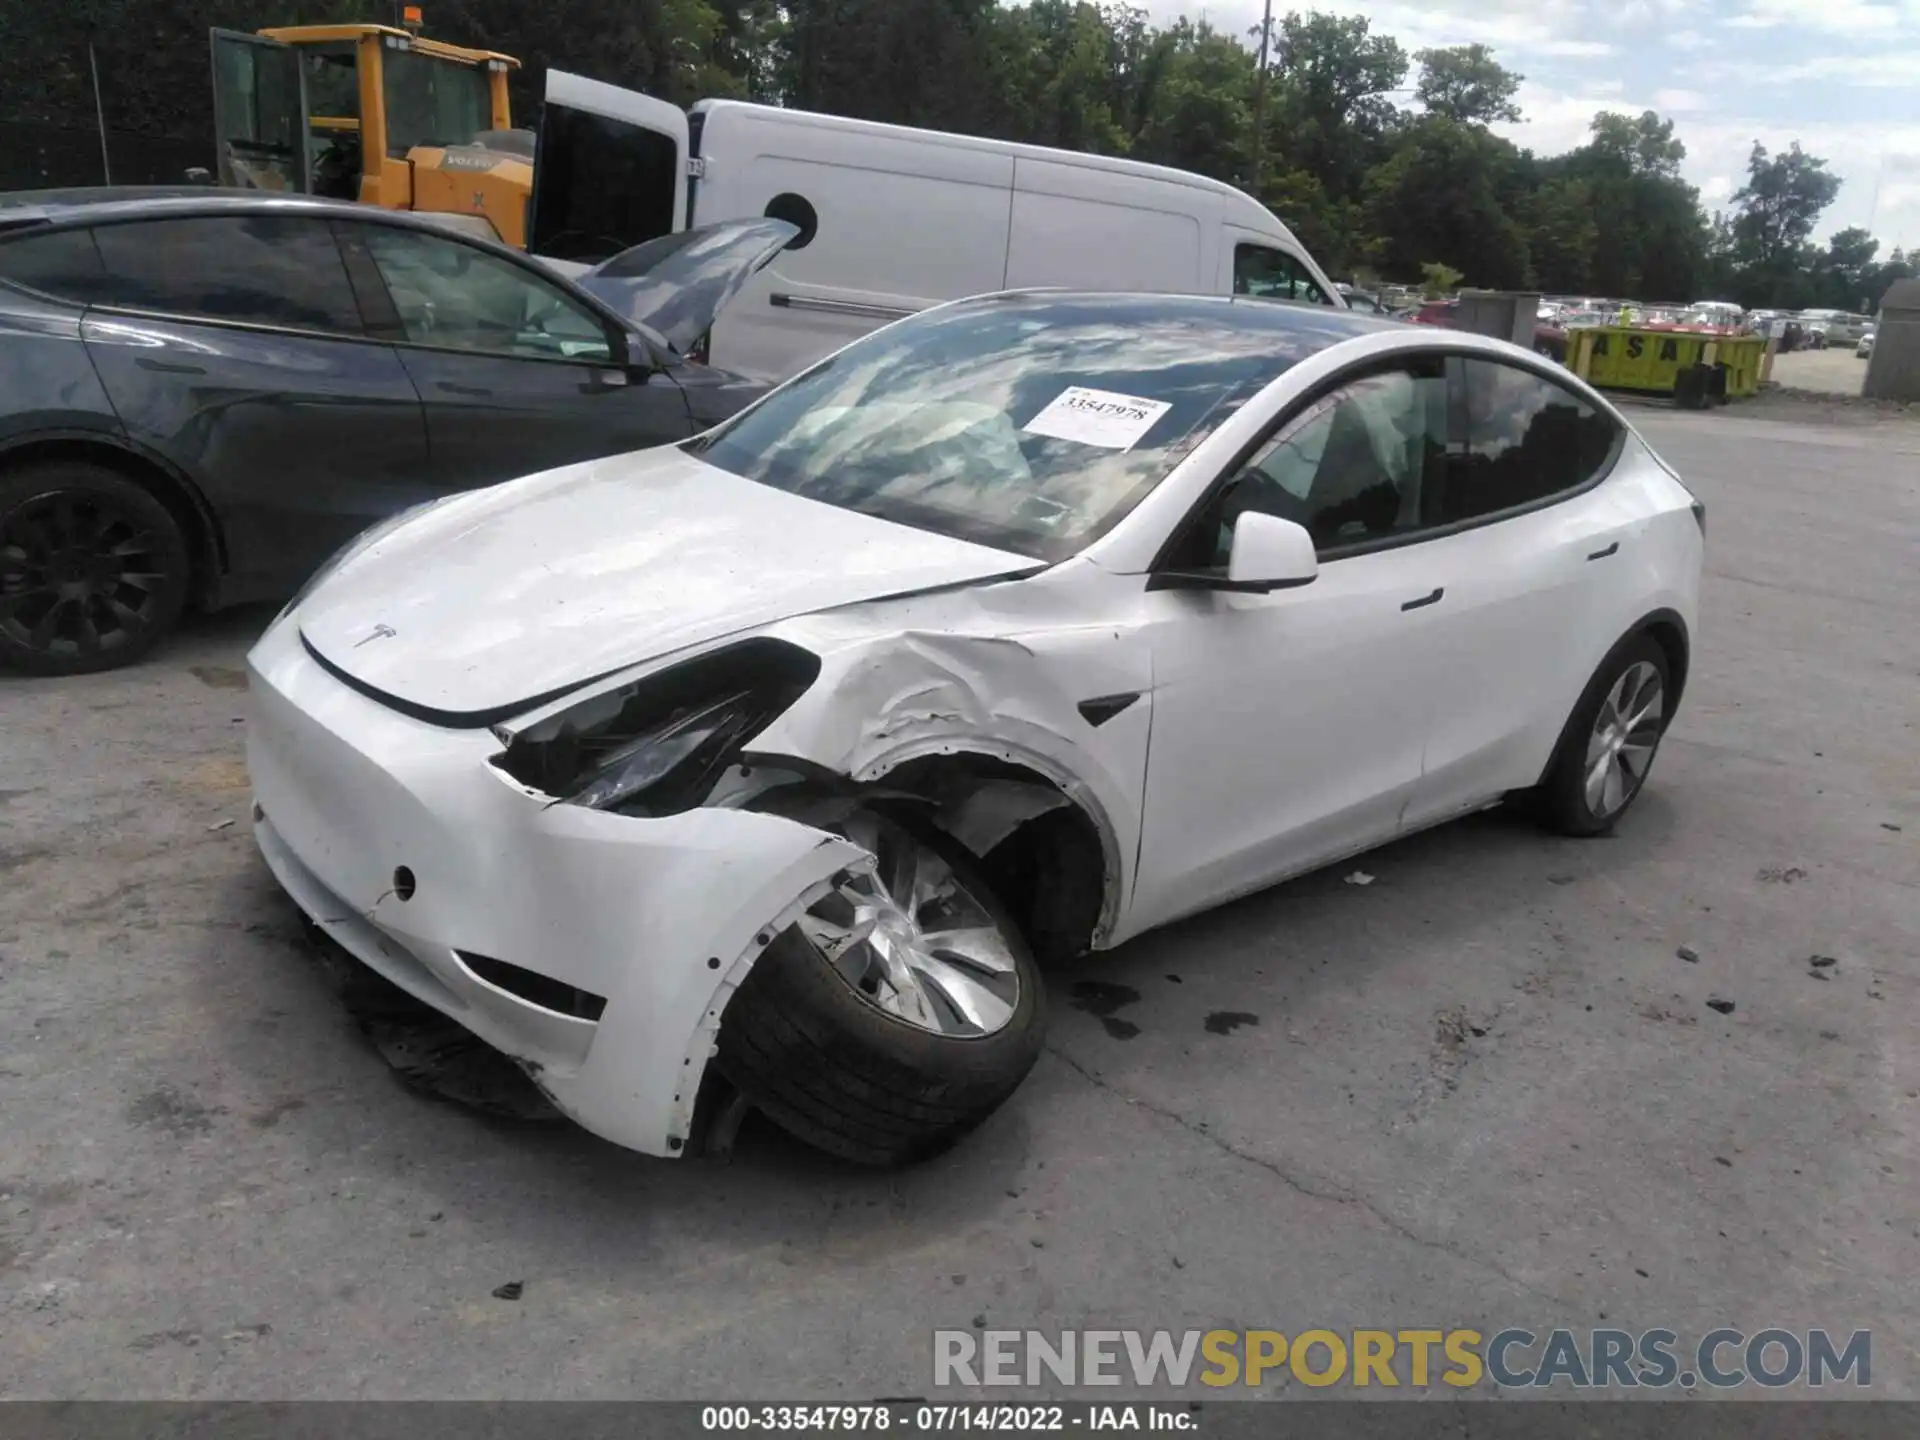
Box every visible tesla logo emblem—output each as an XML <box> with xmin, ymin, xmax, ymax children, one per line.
<box><xmin>354</xmin><ymin>623</ymin><xmax>397</xmax><ymax>647</ymax></box>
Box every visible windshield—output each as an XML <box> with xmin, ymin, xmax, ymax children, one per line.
<box><xmin>382</xmin><ymin>49</ymin><xmax>491</xmax><ymax>154</ymax></box>
<box><xmin>688</xmin><ymin>294</ymin><xmax>1376</xmax><ymax>560</ymax></box>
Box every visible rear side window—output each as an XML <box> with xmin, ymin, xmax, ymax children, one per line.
<box><xmin>0</xmin><ymin>227</ymin><xmax>109</xmax><ymax>304</ymax></box>
<box><xmin>1233</xmin><ymin>244</ymin><xmax>1331</xmax><ymax>306</ymax></box>
<box><xmin>1441</xmin><ymin>359</ymin><xmax>1619</xmax><ymax>524</ymax></box>
<box><xmin>89</xmin><ymin>215</ymin><xmax>364</xmax><ymax>335</ymax></box>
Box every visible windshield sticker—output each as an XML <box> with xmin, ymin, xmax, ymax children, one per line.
<box><xmin>1022</xmin><ymin>387</ymin><xmax>1173</xmax><ymax>451</ymax></box>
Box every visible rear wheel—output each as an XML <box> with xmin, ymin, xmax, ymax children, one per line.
<box><xmin>1537</xmin><ymin>635</ymin><xmax>1672</xmax><ymax>835</ymax></box>
<box><xmin>717</xmin><ymin>806</ymin><xmax>1045</xmax><ymax>1166</ymax></box>
<box><xmin>0</xmin><ymin>463</ymin><xmax>190</xmax><ymax>675</ymax></box>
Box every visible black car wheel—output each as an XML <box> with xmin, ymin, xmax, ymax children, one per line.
<box><xmin>717</xmin><ymin>806</ymin><xmax>1046</xmax><ymax>1166</ymax></box>
<box><xmin>1535</xmin><ymin>635</ymin><xmax>1672</xmax><ymax>836</ymax></box>
<box><xmin>0</xmin><ymin>463</ymin><xmax>191</xmax><ymax>675</ymax></box>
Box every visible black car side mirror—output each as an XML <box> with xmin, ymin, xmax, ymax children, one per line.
<box><xmin>607</xmin><ymin>327</ymin><xmax>663</xmax><ymax>381</ymax></box>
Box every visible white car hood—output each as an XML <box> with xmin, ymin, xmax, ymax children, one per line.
<box><xmin>296</xmin><ymin>448</ymin><xmax>1035</xmax><ymax>721</ymax></box>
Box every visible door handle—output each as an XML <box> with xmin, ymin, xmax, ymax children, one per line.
<box><xmin>136</xmin><ymin>358</ymin><xmax>206</xmax><ymax>375</ymax></box>
<box><xmin>1400</xmin><ymin>587</ymin><xmax>1444</xmax><ymax>612</ymax></box>
<box><xmin>436</xmin><ymin>381</ymin><xmax>492</xmax><ymax>397</ymax></box>
<box><xmin>1587</xmin><ymin>541</ymin><xmax>1620</xmax><ymax>561</ymax></box>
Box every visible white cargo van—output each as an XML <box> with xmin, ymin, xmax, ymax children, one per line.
<box><xmin>531</xmin><ymin>71</ymin><xmax>1340</xmax><ymax>382</ymax></box>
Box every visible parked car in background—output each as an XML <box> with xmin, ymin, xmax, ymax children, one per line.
<box><xmin>1795</xmin><ymin>310</ymin><xmax>1872</xmax><ymax>348</ymax></box>
<box><xmin>0</xmin><ymin>191</ymin><xmax>794</xmax><ymax>675</ymax></box>
<box><xmin>249</xmin><ymin>291</ymin><xmax>1703</xmax><ymax>1166</ymax></box>
<box><xmin>1857</xmin><ymin>329</ymin><xmax>1875</xmax><ymax>359</ymax></box>
<box><xmin>1336</xmin><ymin>283</ymin><xmax>1389</xmax><ymax>314</ymax></box>
<box><xmin>1685</xmin><ymin>300</ymin><xmax>1743</xmax><ymax>328</ymax></box>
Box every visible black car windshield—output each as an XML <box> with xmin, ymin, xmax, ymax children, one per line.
<box><xmin>687</xmin><ymin>294</ymin><xmax>1381</xmax><ymax>560</ymax></box>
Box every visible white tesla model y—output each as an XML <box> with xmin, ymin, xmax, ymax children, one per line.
<box><xmin>247</xmin><ymin>292</ymin><xmax>1704</xmax><ymax>1165</ymax></box>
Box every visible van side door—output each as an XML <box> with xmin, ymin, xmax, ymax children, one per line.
<box><xmin>698</xmin><ymin>110</ymin><xmax>1014</xmax><ymax>383</ymax></box>
<box><xmin>1004</xmin><ymin>158</ymin><xmax>1210</xmax><ymax>293</ymax></box>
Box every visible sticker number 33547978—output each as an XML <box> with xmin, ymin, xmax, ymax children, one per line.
<box><xmin>1022</xmin><ymin>386</ymin><xmax>1172</xmax><ymax>451</ymax></box>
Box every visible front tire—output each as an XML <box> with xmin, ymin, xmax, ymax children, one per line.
<box><xmin>717</xmin><ymin>806</ymin><xmax>1045</xmax><ymax>1166</ymax></box>
<box><xmin>0</xmin><ymin>463</ymin><xmax>191</xmax><ymax>675</ymax></box>
<box><xmin>1537</xmin><ymin>635</ymin><xmax>1672</xmax><ymax>836</ymax></box>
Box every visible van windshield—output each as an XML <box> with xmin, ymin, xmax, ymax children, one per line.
<box><xmin>686</xmin><ymin>293</ymin><xmax>1378</xmax><ymax>560</ymax></box>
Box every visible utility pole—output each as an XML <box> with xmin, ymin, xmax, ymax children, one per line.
<box><xmin>1249</xmin><ymin>0</ymin><xmax>1273</xmax><ymax>193</ymax></box>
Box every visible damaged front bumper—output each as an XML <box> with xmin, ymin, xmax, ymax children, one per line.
<box><xmin>245</xmin><ymin>618</ymin><xmax>866</xmax><ymax>1157</ymax></box>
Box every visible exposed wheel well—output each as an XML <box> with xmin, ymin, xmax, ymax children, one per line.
<box><xmin>1529</xmin><ymin>610</ymin><xmax>1692</xmax><ymax>796</ymax></box>
<box><xmin>0</xmin><ymin>438</ymin><xmax>223</xmax><ymax>607</ymax></box>
<box><xmin>859</xmin><ymin>753</ymin><xmax>1111</xmax><ymax>965</ymax></box>
<box><xmin>1638</xmin><ymin>611</ymin><xmax>1690</xmax><ymax>714</ymax></box>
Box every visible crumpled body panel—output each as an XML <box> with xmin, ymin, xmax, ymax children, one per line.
<box><xmin>750</xmin><ymin>570</ymin><xmax>1155</xmax><ymax>939</ymax></box>
<box><xmin>249</xmin><ymin>559</ymin><xmax>1153</xmax><ymax>1157</ymax></box>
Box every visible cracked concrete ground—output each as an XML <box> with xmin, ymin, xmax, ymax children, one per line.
<box><xmin>1</xmin><ymin>407</ymin><xmax>1916</xmax><ymax>1399</ymax></box>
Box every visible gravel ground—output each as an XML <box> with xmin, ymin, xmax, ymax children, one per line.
<box><xmin>1766</xmin><ymin>346</ymin><xmax>1872</xmax><ymax>397</ymax></box>
<box><xmin>1</xmin><ymin>407</ymin><xmax>1916</xmax><ymax>1400</ymax></box>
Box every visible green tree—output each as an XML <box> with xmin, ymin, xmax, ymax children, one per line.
<box><xmin>1588</xmin><ymin>110</ymin><xmax>1687</xmax><ymax>178</ymax></box>
<box><xmin>1131</xmin><ymin>18</ymin><xmax>1253</xmax><ymax>181</ymax></box>
<box><xmin>778</xmin><ymin>0</ymin><xmax>990</xmax><ymax>125</ymax></box>
<box><xmin>1257</xmin><ymin>11</ymin><xmax>1407</xmax><ymax>208</ymax></box>
<box><xmin>1730</xmin><ymin>141</ymin><xmax>1842</xmax><ymax>272</ymax></box>
<box><xmin>1817</xmin><ymin>225</ymin><xmax>1879</xmax><ymax>310</ymax></box>
<box><xmin>9</xmin><ymin>0</ymin><xmax>1901</xmax><ymax>313</ymax></box>
<box><xmin>1363</xmin><ymin>117</ymin><xmax>1529</xmax><ymax>288</ymax></box>
<box><xmin>1551</xmin><ymin>112</ymin><xmax>1703</xmax><ymax>299</ymax></box>
<box><xmin>1524</xmin><ymin>177</ymin><xmax>1597</xmax><ymax>293</ymax></box>
<box><xmin>1414</xmin><ymin>44</ymin><xmax>1521</xmax><ymax>125</ymax></box>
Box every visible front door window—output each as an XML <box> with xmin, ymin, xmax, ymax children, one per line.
<box><xmin>361</xmin><ymin>226</ymin><xmax>614</xmax><ymax>361</ymax></box>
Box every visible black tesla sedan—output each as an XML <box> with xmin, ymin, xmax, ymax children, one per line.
<box><xmin>0</xmin><ymin>190</ymin><xmax>791</xmax><ymax>673</ymax></box>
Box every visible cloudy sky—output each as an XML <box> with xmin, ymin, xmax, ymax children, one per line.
<box><xmin>1151</xmin><ymin>0</ymin><xmax>1920</xmax><ymax>251</ymax></box>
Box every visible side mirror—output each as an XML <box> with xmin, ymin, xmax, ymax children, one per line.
<box><xmin>1150</xmin><ymin>511</ymin><xmax>1318</xmax><ymax>594</ymax></box>
<box><xmin>617</xmin><ymin>327</ymin><xmax>670</xmax><ymax>380</ymax></box>
<box><xmin>1226</xmin><ymin>512</ymin><xmax>1318</xmax><ymax>591</ymax></box>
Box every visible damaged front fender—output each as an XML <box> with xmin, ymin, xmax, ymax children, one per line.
<box><xmin>522</xmin><ymin>806</ymin><xmax>870</xmax><ymax>1155</ymax></box>
<box><xmin>745</xmin><ymin>614</ymin><xmax>1153</xmax><ymax>945</ymax></box>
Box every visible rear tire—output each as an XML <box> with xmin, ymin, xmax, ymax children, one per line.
<box><xmin>1536</xmin><ymin>635</ymin><xmax>1672</xmax><ymax>836</ymax></box>
<box><xmin>0</xmin><ymin>463</ymin><xmax>190</xmax><ymax>675</ymax></box>
<box><xmin>717</xmin><ymin>807</ymin><xmax>1045</xmax><ymax>1166</ymax></box>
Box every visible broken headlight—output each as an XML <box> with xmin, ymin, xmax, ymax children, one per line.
<box><xmin>492</xmin><ymin>638</ymin><xmax>821</xmax><ymax>816</ymax></box>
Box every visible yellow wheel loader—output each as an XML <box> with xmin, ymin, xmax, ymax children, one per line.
<box><xmin>209</xmin><ymin>10</ymin><xmax>535</xmax><ymax>245</ymax></box>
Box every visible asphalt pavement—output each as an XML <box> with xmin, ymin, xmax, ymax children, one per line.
<box><xmin>1</xmin><ymin>404</ymin><xmax>1916</xmax><ymax>1399</ymax></box>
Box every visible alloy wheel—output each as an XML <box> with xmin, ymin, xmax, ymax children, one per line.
<box><xmin>0</xmin><ymin>490</ymin><xmax>171</xmax><ymax>662</ymax></box>
<box><xmin>797</xmin><ymin>810</ymin><xmax>1022</xmax><ymax>1038</ymax></box>
<box><xmin>1584</xmin><ymin>660</ymin><xmax>1665</xmax><ymax>818</ymax></box>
